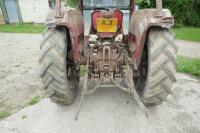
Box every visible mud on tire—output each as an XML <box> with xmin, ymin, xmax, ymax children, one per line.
<box><xmin>134</xmin><ymin>28</ymin><xmax>178</xmax><ymax>105</ymax></box>
<box><xmin>39</xmin><ymin>27</ymin><xmax>79</xmax><ymax>105</ymax></box>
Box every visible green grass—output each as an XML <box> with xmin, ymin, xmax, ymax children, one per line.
<box><xmin>63</xmin><ymin>0</ymin><xmax>76</xmax><ymax>7</ymax></box>
<box><xmin>80</xmin><ymin>66</ymin><xmax>88</xmax><ymax>77</ymax></box>
<box><xmin>0</xmin><ymin>111</ymin><xmax>11</xmax><ymax>120</ymax></box>
<box><xmin>173</xmin><ymin>27</ymin><xmax>200</xmax><ymax>42</ymax></box>
<box><xmin>67</xmin><ymin>0</ymin><xmax>77</xmax><ymax>7</ymax></box>
<box><xmin>177</xmin><ymin>56</ymin><xmax>200</xmax><ymax>78</ymax></box>
<box><xmin>26</xmin><ymin>96</ymin><xmax>40</xmax><ymax>106</ymax></box>
<box><xmin>0</xmin><ymin>23</ymin><xmax>45</xmax><ymax>33</ymax></box>
<box><xmin>21</xmin><ymin>115</ymin><xmax>28</xmax><ymax>120</ymax></box>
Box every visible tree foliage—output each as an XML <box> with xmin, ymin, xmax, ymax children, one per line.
<box><xmin>138</xmin><ymin>0</ymin><xmax>200</xmax><ymax>27</ymax></box>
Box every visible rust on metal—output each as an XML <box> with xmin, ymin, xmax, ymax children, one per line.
<box><xmin>46</xmin><ymin>5</ymin><xmax>84</xmax><ymax>63</ymax></box>
<box><xmin>129</xmin><ymin>9</ymin><xmax>174</xmax><ymax>63</ymax></box>
<box><xmin>55</xmin><ymin>0</ymin><xmax>62</xmax><ymax>17</ymax></box>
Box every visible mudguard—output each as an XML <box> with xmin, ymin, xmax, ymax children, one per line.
<box><xmin>128</xmin><ymin>9</ymin><xmax>174</xmax><ymax>67</ymax></box>
<box><xmin>45</xmin><ymin>6</ymin><xmax>84</xmax><ymax>64</ymax></box>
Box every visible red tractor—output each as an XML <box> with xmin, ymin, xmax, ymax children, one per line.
<box><xmin>39</xmin><ymin>0</ymin><xmax>177</xmax><ymax>116</ymax></box>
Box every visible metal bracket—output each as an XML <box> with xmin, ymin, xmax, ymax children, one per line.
<box><xmin>74</xmin><ymin>58</ymin><xmax>149</xmax><ymax>121</ymax></box>
<box><xmin>45</xmin><ymin>19</ymin><xmax>57</xmax><ymax>28</ymax></box>
<box><xmin>112</xmin><ymin>67</ymin><xmax>149</xmax><ymax>118</ymax></box>
<box><xmin>74</xmin><ymin>57</ymin><xmax>89</xmax><ymax>121</ymax></box>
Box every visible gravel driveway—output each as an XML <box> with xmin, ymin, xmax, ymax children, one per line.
<box><xmin>176</xmin><ymin>40</ymin><xmax>200</xmax><ymax>58</ymax></box>
<box><xmin>0</xmin><ymin>74</ymin><xmax>200</xmax><ymax>133</ymax></box>
<box><xmin>0</xmin><ymin>33</ymin><xmax>43</xmax><ymax>113</ymax></box>
<box><xmin>0</xmin><ymin>33</ymin><xmax>200</xmax><ymax>133</ymax></box>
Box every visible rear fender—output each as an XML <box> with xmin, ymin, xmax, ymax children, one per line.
<box><xmin>128</xmin><ymin>9</ymin><xmax>174</xmax><ymax>68</ymax></box>
<box><xmin>45</xmin><ymin>7</ymin><xmax>84</xmax><ymax>63</ymax></box>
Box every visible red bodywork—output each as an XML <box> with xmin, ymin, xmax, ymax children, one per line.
<box><xmin>128</xmin><ymin>9</ymin><xmax>174</xmax><ymax>66</ymax></box>
<box><xmin>46</xmin><ymin>0</ymin><xmax>174</xmax><ymax>69</ymax></box>
<box><xmin>46</xmin><ymin>7</ymin><xmax>84</xmax><ymax>63</ymax></box>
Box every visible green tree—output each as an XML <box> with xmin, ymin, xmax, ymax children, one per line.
<box><xmin>137</xmin><ymin>0</ymin><xmax>200</xmax><ymax>27</ymax></box>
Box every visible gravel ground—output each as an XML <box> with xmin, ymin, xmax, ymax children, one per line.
<box><xmin>176</xmin><ymin>40</ymin><xmax>200</xmax><ymax>58</ymax></box>
<box><xmin>0</xmin><ymin>33</ymin><xmax>44</xmax><ymax>113</ymax></box>
<box><xmin>0</xmin><ymin>33</ymin><xmax>200</xmax><ymax>133</ymax></box>
<box><xmin>0</xmin><ymin>74</ymin><xmax>200</xmax><ymax>133</ymax></box>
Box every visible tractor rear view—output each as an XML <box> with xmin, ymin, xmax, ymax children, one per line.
<box><xmin>39</xmin><ymin>0</ymin><xmax>177</xmax><ymax>115</ymax></box>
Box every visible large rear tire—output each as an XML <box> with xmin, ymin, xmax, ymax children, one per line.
<box><xmin>134</xmin><ymin>28</ymin><xmax>178</xmax><ymax>105</ymax></box>
<box><xmin>39</xmin><ymin>27</ymin><xmax>79</xmax><ymax>105</ymax></box>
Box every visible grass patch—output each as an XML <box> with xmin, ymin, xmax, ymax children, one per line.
<box><xmin>26</xmin><ymin>96</ymin><xmax>40</xmax><ymax>106</ymax></box>
<box><xmin>177</xmin><ymin>56</ymin><xmax>200</xmax><ymax>78</ymax></box>
<box><xmin>80</xmin><ymin>66</ymin><xmax>88</xmax><ymax>77</ymax></box>
<box><xmin>62</xmin><ymin>0</ymin><xmax>77</xmax><ymax>7</ymax></box>
<box><xmin>0</xmin><ymin>111</ymin><xmax>11</xmax><ymax>120</ymax></box>
<box><xmin>173</xmin><ymin>27</ymin><xmax>200</xmax><ymax>42</ymax></box>
<box><xmin>0</xmin><ymin>23</ymin><xmax>45</xmax><ymax>33</ymax></box>
<box><xmin>21</xmin><ymin>115</ymin><xmax>28</xmax><ymax>120</ymax></box>
<box><xmin>67</xmin><ymin>0</ymin><xmax>77</xmax><ymax>7</ymax></box>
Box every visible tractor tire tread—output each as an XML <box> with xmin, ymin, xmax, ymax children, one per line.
<box><xmin>142</xmin><ymin>28</ymin><xmax>177</xmax><ymax>105</ymax></box>
<box><xmin>39</xmin><ymin>27</ymin><xmax>75</xmax><ymax>105</ymax></box>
